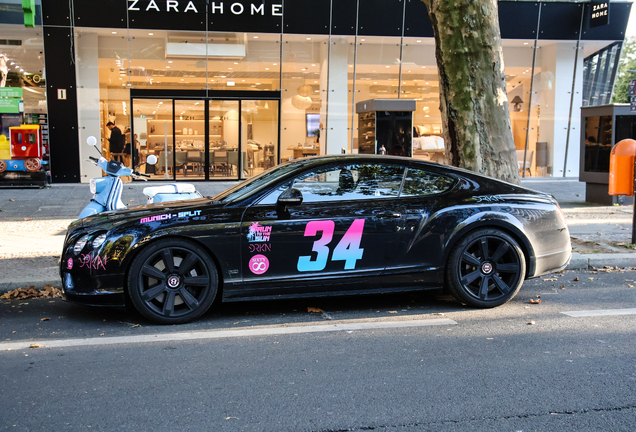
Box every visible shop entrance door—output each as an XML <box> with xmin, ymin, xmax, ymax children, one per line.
<box><xmin>132</xmin><ymin>95</ymin><xmax>279</xmax><ymax>181</ymax></box>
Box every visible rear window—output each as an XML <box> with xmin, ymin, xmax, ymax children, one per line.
<box><xmin>400</xmin><ymin>168</ymin><xmax>455</xmax><ymax>197</ymax></box>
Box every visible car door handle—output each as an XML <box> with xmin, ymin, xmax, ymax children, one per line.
<box><xmin>376</xmin><ymin>211</ymin><xmax>402</xmax><ymax>219</ymax></box>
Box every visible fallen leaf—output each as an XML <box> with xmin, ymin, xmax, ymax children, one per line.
<box><xmin>388</xmin><ymin>311</ymin><xmax>398</xmax><ymax>314</ymax></box>
<box><xmin>9</xmin><ymin>199</ymin><xmax>15</xmax><ymax>202</ymax></box>
<box><xmin>588</xmin><ymin>277</ymin><xmax>594</xmax><ymax>280</ymax></box>
<box><xmin>40</xmin><ymin>318</ymin><xmax>50</xmax><ymax>322</ymax></box>
<box><xmin>542</xmin><ymin>278</ymin><xmax>558</xmax><ymax>282</ymax></box>
<box><xmin>529</xmin><ymin>299</ymin><xmax>541</xmax><ymax>304</ymax></box>
<box><xmin>560</xmin><ymin>286</ymin><xmax>565</xmax><ymax>289</ymax></box>
<box><xmin>307</xmin><ymin>307</ymin><xmax>324</xmax><ymax>313</ymax></box>
<box><xmin>29</xmin><ymin>343</ymin><xmax>44</xmax><ymax>348</ymax></box>
<box><xmin>433</xmin><ymin>313</ymin><xmax>445</xmax><ymax>316</ymax></box>
<box><xmin>573</xmin><ymin>277</ymin><xmax>579</xmax><ymax>281</ymax></box>
<box><xmin>528</xmin><ymin>321</ymin><xmax>536</xmax><ymax>325</ymax></box>
<box><xmin>0</xmin><ymin>285</ymin><xmax>62</xmax><ymax>300</ymax></box>
<box><xmin>628</xmin><ymin>284</ymin><xmax>634</xmax><ymax>288</ymax></box>
<box><xmin>131</xmin><ymin>324</ymin><xmax>141</xmax><ymax>328</ymax></box>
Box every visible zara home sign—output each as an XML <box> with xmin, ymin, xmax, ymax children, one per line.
<box><xmin>128</xmin><ymin>0</ymin><xmax>283</xmax><ymax>16</ymax></box>
<box><xmin>590</xmin><ymin>1</ymin><xmax>609</xmax><ymax>28</ymax></box>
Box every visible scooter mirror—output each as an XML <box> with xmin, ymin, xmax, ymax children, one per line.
<box><xmin>146</xmin><ymin>155</ymin><xmax>158</xmax><ymax>165</ymax></box>
<box><xmin>87</xmin><ymin>136</ymin><xmax>97</xmax><ymax>147</ymax></box>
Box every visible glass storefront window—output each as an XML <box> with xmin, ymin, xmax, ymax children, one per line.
<box><xmin>241</xmin><ymin>100</ymin><xmax>279</xmax><ymax>179</ymax></box>
<box><xmin>128</xmin><ymin>30</ymin><xmax>207</xmax><ymax>91</ymax></box>
<box><xmin>583</xmin><ymin>115</ymin><xmax>612</xmax><ymax>173</ymax></box>
<box><xmin>281</xmin><ymin>34</ymin><xmax>327</xmax><ymax>162</ymax></box>
<box><xmin>209</xmin><ymin>100</ymin><xmax>239</xmax><ymax>179</ymax></box>
<box><xmin>401</xmin><ymin>37</ymin><xmax>443</xmax><ymax>163</ymax></box>
<box><xmin>208</xmin><ymin>33</ymin><xmax>281</xmax><ymax>92</ymax></box>
<box><xmin>0</xmin><ymin>24</ymin><xmax>48</xmax><ymax>181</ymax></box>
<box><xmin>133</xmin><ymin>99</ymin><xmax>174</xmax><ymax>178</ymax></box>
<box><xmin>529</xmin><ymin>40</ymin><xmax>580</xmax><ymax>177</ymax></box>
<box><xmin>174</xmin><ymin>100</ymin><xmax>205</xmax><ymax>179</ymax></box>
<box><xmin>501</xmin><ymin>40</ymin><xmax>537</xmax><ymax>175</ymax></box>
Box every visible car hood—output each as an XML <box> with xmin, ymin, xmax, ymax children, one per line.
<box><xmin>68</xmin><ymin>197</ymin><xmax>220</xmax><ymax>233</ymax></box>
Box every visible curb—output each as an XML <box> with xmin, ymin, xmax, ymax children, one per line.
<box><xmin>566</xmin><ymin>253</ymin><xmax>636</xmax><ymax>271</ymax></box>
<box><xmin>0</xmin><ymin>279</ymin><xmax>61</xmax><ymax>293</ymax></box>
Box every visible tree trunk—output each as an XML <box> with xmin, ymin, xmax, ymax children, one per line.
<box><xmin>421</xmin><ymin>0</ymin><xmax>520</xmax><ymax>184</ymax></box>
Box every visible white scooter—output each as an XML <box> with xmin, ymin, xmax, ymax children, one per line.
<box><xmin>78</xmin><ymin>136</ymin><xmax>201</xmax><ymax>219</ymax></box>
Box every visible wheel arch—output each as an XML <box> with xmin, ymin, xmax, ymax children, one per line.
<box><xmin>442</xmin><ymin>217</ymin><xmax>536</xmax><ymax>278</ymax></box>
<box><xmin>121</xmin><ymin>233</ymin><xmax>225</xmax><ymax>303</ymax></box>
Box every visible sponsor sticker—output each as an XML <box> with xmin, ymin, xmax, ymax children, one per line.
<box><xmin>67</xmin><ymin>258</ymin><xmax>73</xmax><ymax>270</ymax></box>
<box><xmin>247</xmin><ymin>222</ymin><xmax>272</xmax><ymax>242</ymax></box>
<box><xmin>249</xmin><ymin>254</ymin><xmax>269</xmax><ymax>275</ymax></box>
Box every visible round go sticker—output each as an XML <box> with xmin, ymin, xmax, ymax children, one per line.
<box><xmin>249</xmin><ymin>254</ymin><xmax>269</xmax><ymax>275</ymax></box>
<box><xmin>67</xmin><ymin>258</ymin><xmax>73</xmax><ymax>270</ymax></box>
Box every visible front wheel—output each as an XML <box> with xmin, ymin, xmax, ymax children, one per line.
<box><xmin>128</xmin><ymin>238</ymin><xmax>218</xmax><ymax>324</ymax></box>
<box><xmin>445</xmin><ymin>228</ymin><xmax>526</xmax><ymax>308</ymax></box>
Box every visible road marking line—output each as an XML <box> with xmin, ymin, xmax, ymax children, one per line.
<box><xmin>0</xmin><ymin>318</ymin><xmax>457</xmax><ymax>351</ymax></box>
<box><xmin>561</xmin><ymin>308</ymin><xmax>636</xmax><ymax>317</ymax></box>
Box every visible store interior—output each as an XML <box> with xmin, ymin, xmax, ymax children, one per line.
<box><xmin>68</xmin><ymin>28</ymin><xmax>622</xmax><ymax>181</ymax></box>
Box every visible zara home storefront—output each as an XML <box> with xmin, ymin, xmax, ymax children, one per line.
<box><xmin>25</xmin><ymin>0</ymin><xmax>631</xmax><ymax>182</ymax></box>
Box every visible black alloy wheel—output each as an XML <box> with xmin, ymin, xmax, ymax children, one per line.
<box><xmin>446</xmin><ymin>228</ymin><xmax>526</xmax><ymax>308</ymax></box>
<box><xmin>128</xmin><ymin>238</ymin><xmax>218</xmax><ymax>324</ymax></box>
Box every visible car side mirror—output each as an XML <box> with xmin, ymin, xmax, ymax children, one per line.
<box><xmin>277</xmin><ymin>188</ymin><xmax>303</xmax><ymax>207</ymax></box>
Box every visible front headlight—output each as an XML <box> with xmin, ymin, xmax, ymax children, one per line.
<box><xmin>73</xmin><ymin>234</ymin><xmax>89</xmax><ymax>255</ymax></box>
<box><xmin>92</xmin><ymin>233</ymin><xmax>107</xmax><ymax>249</ymax></box>
<box><xmin>89</xmin><ymin>178</ymin><xmax>97</xmax><ymax>194</ymax></box>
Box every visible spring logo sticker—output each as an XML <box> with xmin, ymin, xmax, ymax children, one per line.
<box><xmin>249</xmin><ymin>254</ymin><xmax>269</xmax><ymax>275</ymax></box>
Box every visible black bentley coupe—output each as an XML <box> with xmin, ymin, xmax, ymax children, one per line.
<box><xmin>60</xmin><ymin>155</ymin><xmax>571</xmax><ymax>324</ymax></box>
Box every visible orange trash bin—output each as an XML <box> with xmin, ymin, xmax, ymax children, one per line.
<box><xmin>608</xmin><ymin>139</ymin><xmax>636</xmax><ymax>196</ymax></box>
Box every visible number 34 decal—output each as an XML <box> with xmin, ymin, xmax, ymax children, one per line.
<box><xmin>297</xmin><ymin>219</ymin><xmax>365</xmax><ymax>272</ymax></box>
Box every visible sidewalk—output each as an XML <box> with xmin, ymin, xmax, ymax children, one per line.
<box><xmin>0</xmin><ymin>178</ymin><xmax>634</xmax><ymax>291</ymax></box>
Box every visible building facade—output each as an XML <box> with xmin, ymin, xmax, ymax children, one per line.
<box><xmin>0</xmin><ymin>0</ymin><xmax>631</xmax><ymax>183</ymax></box>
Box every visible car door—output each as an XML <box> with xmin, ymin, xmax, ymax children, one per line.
<box><xmin>382</xmin><ymin>166</ymin><xmax>457</xmax><ymax>282</ymax></box>
<box><xmin>239</xmin><ymin>161</ymin><xmax>407</xmax><ymax>297</ymax></box>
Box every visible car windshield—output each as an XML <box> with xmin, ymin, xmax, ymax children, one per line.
<box><xmin>212</xmin><ymin>162</ymin><xmax>303</xmax><ymax>203</ymax></box>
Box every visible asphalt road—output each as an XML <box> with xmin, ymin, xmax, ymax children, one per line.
<box><xmin>1</xmin><ymin>269</ymin><xmax>635</xmax><ymax>431</ymax></box>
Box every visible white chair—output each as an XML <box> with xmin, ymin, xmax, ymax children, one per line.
<box><xmin>516</xmin><ymin>150</ymin><xmax>534</xmax><ymax>176</ymax></box>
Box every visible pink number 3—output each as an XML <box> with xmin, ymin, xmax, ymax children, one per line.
<box><xmin>297</xmin><ymin>219</ymin><xmax>365</xmax><ymax>272</ymax></box>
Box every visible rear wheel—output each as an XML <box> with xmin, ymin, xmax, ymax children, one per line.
<box><xmin>0</xmin><ymin>160</ymin><xmax>6</xmax><ymax>173</ymax></box>
<box><xmin>128</xmin><ymin>238</ymin><xmax>218</xmax><ymax>324</ymax></box>
<box><xmin>446</xmin><ymin>228</ymin><xmax>525</xmax><ymax>308</ymax></box>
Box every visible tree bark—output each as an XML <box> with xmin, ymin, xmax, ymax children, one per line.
<box><xmin>421</xmin><ymin>0</ymin><xmax>520</xmax><ymax>184</ymax></box>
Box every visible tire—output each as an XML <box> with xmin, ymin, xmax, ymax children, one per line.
<box><xmin>0</xmin><ymin>160</ymin><xmax>6</xmax><ymax>173</ymax></box>
<box><xmin>445</xmin><ymin>228</ymin><xmax>526</xmax><ymax>308</ymax></box>
<box><xmin>127</xmin><ymin>238</ymin><xmax>219</xmax><ymax>324</ymax></box>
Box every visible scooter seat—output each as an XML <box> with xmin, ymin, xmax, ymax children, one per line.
<box><xmin>143</xmin><ymin>183</ymin><xmax>197</xmax><ymax>198</ymax></box>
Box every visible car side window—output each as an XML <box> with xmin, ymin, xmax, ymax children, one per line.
<box><xmin>400</xmin><ymin>168</ymin><xmax>455</xmax><ymax>197</ymax></box>
<box><xmin>258</xmin><ymin>163</ymin><xmax>405</xmax><ymax>204</ymax></box>
<box><xmin>257</xmin><ymin>182</ymin><xmax>292</xmax><ymax>205</ymax></box>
